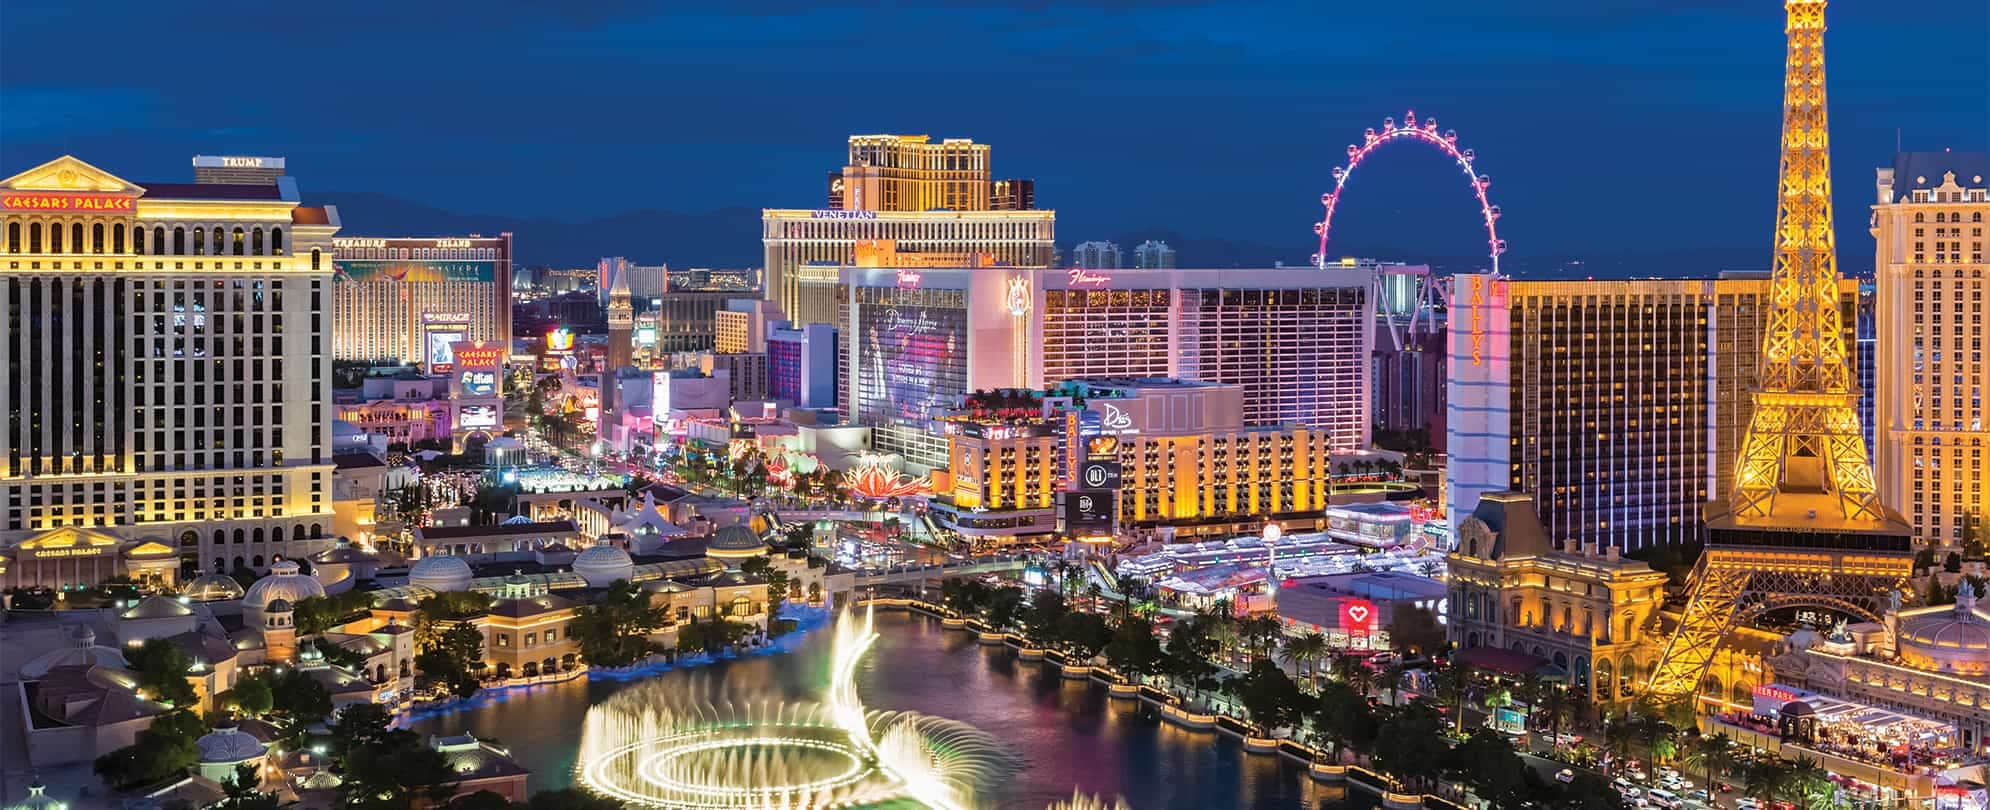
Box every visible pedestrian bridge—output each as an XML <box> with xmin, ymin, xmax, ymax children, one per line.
<box><xmin>848</xmin><ymin>553</ymin><xmax>1034</xmax><ymax>586</ymax></box>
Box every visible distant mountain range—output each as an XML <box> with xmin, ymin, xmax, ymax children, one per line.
<box><xmin>316</xmin><ymin>191</ymin><xmax>1771</xmax><ymax>279</ymax></box>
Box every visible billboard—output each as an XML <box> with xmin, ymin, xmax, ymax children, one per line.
<box><xmin>459</xmin><ymin>369</ymin><xmax>499</xmax><ymax>397</ymax></box>
<box><xmin>855</xmin><ymin>302</ymin><xmax>966</xmax><ymax>425</ymax></box>
<box><xmin>458</xmin><ymin>404</ymin><xmax>499</xmax><ymax>429</ymax></box>
<box><xmin>546</xmin><ymin>327</ymin><xmax>576</xmax><ymax>354</ymax></box>
<box><xmin>1062</xmin><ymin>490</ymin><xmax>1116</xmax><ymax>534</ymax></box>
<box><xmin>426</xmin><ymin>330</ymin><xmax>466</xmax><ymax>373</ymax></box>
<box><xmin>334</xmin><ymin>260</ymin><xmax>496</xmax><ymax>284</ymax></box>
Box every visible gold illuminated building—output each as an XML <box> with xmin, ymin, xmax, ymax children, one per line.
<box><xmin>0</xmin><ymin>155</ymin><xmax>341</xmax><ymax>587</ymax></box>
<box><xmin>765</xmin><ymin>134</ymin><xmax>1054</xmax><ymax>325</ymax></box>
<box><xmin>1642</xmin><ymin>0</ymin><xmax>1913</xmax><ymax>707</ymax></box>
<box><xmin>842</xmin><ymin>135</ymin><xmax>991</xmax><ymax>213</ymax></box>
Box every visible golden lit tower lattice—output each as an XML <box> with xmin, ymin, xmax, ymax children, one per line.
<box><xmin>1639</xmin><ymin>0</ymin><xmax>1914</xmax><ymax>708</ymax></box>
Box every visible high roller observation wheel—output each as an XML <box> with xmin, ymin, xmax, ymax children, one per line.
<box><xmin>1311</xmin><ymin>110</ymin><xmax>1506</xmax><ymax>273</ymax></box>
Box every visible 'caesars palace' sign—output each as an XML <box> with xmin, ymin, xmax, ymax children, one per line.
<box><xmin>3</xmin><ymin>193</ymin><xmax>135</xmax><ymax>212</ymax></box>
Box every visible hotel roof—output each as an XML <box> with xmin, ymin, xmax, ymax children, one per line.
<box><xmin>140</xmin><ymin>182</ymin><xmax>287</xmax><ymax>201</ymax></box>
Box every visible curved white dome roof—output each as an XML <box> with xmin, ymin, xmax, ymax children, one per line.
<box><xmin>573</xmin><ymin>544</ymin><xmax>635</xmax><ymax>588</ymax></box>
<box><xmin>410</xmin><ymin>554</ymin><xmax>475</xmax><ymax>594</ymax></box>
<box><xmin>243</xmin><ymin>560</ymin><xmax>327</xmax><ymax>616</ymax></box>
<box><xmin>1897</xmin><ymin>597</ymin><xmax>1990</xmax><ymax>676</ymax></box>
<box><xmin>197</xmin><ymin>725</ymin><xmax>267</xmax><ymax>763</ymax></box>
<box><xmin>21</xmin><ymin>625</ymin><xmax>128</xmax><ymax>679</ymax></box>
<box><xmin>182</xmin><ymin>572</ymin><xmax>246</xmax><ymax>602</ymax></box>
<box><xmin>707</xmin><ymin>525</ymin><xmax>767</xmax><ymax>559</ymax></box>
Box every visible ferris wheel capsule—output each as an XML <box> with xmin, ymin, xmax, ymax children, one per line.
<box><xmin>1478</xmin><ymin>174</ymin><xmax>1491</xmax><ymax>189</ymax></box>
<box><xmin>1310</xmin><ymin>253</ymin><xmax>1323</xmax><ymax>266</ymax></box>
<box><xmin>1313</xmin><ymin>222</ymin><xmax>1326</xmax><ymax>236</ymax></box>
<box><xmin>1444</xmin><ymin>129</ymin><xmax>1458</xmax><ymax>144</ymax></box>
<box><xmin>1320</xmin><ymin>192</ymin><xmax>1333</xmax><ymax>205</ymax></box>
<box><xmin>1382</xmin><ymin>117</ymin><xmax>1395</xmax><ymax>131</ymax></box>
<box><xmin>1425</xmin><ymin>119</ymin><xmax>1438</xmax><ymax>133</ymax></box>
<box><xmin>1403</xmin><ymin>110</ymin><xmax>1416</xmax><ymax>128</ymax></box>
<box><xmin>1364</xmin><ymin>128</ymin><xmax>1377</xmax><ymax>142</ymax></box>
<box><xmin>1331</xmin><ymin>166</ymin><xmax>1345</xmax><ymax>181</ymax></box>
<box><xmin>1488</xmin><ymin>204</ymin><xmax>1502</xmax><ymax>220</ymax></box>
<box><xmin>1493</xmin><ymin>239</ymin><xmax>1508</xmax><ymax>254</ymax></box>
<box><xmin>1347</xmin><ymin>144</ymin><xmax>1359</xmax><ymax>157</ymax></box>
<box><xmin>1461</xmin><ymin>148</ymin><xmax>1475</xmax><ymax>162</ymax></box>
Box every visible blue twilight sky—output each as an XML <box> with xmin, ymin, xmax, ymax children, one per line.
<box><xmin>2</xmin><ymin>0</ymin><xmax>1986</xmax><ymax>269</ymax></box>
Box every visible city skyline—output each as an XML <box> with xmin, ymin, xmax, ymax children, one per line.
<box><xmin>3</xmin><ymin>1</ymin><xmax>1985</xmax><ymax>271</ymax></box>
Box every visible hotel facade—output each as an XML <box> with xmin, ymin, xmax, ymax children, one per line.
<box><xmin>1871</xmin><ymin>152</ymin><xmax>1989</xmax><ymax>550</ymax></box>
<box><xmin>330</xmin><ymin>234</ymin><xmax>513</xmax><ymax>367</ymax></box>
<box><xmin>765</xmin><ymin>134</ymin><xmax>1054</xmax><ymax>325</ymax></box>
<box><xmin>930</xmin><ymin>380</ymin><xmax>1338</xmax><ymax>544</ymax></box>
<box><xmin>1</xmin><ymin>155</ymin><xmax>341</xmax><ymax>586</ymax></box>
<box><xmin>840</xmin><ymin>266</ymin><xmax>1373</xmax><ymax>470</ymax></box>
<box><xmin>1445</xmin><ymin>274</ymin><xmax>1860</xmax><ymax>553</ymax></box>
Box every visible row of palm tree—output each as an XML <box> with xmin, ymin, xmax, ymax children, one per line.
<box><xmin>938</xmin><ymin>580</ymin><xmax>1632</xmax><ymax>808</ymax></box>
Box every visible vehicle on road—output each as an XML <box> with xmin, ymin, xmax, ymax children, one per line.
<box><xmin>1684</xmin><ymin>789</ymin><xmax>1711</xmax><ymax>805</ymax></box>
<box><xmin>1555</xmin><ymin>769</ymin><xmax>1575</xmax><ymax>784</ymax></box>
<box><xmin>1645</xmin><ymin>788</ymin><xmax>1679</xmax><ymax>808</ymax></box>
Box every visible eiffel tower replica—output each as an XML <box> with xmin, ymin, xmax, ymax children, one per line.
<box><xmin>1640</xmin><ymin>0</ymin><xmax>1914</xmax><ymax>708</ymax></box>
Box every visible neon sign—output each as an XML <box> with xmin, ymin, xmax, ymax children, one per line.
<box><xmin>1340</xmin><ymin>599</ymin><xmax>1376</xmax><ymax>634</ymax></box>
<box><xmin>1066</xmin><ymin>268</ymin><xmax>1110</xmax><ymax>287</ymax></box>
<box><xmin>1099</xmin><ymin>403</ymin><xmax>1133</xmax><ymax>432</ymax></box>
<box><xmin>2</xmin><ymin>193</ymin><xmax>133</xmax><ymax>212</ymax></box>
<box><xmin>546</xmin><ymin>328</ymin><xmax>575</xmax><ymax>353</ymax></box>
<box><xmin>809</xmin><ymin>210</ymin><xmax>877</xmax><ymax>220</ymax></box>
<box><xmin>451</xmin><ymin>346</ymin><xmax>504</xmax><ymax>370</ymax></box>
<box><xmin>1470</xmin><ymin>276</ymin><xmax>1485</xmax><ymax>366</ymax></box>
<box><xmin>895</xmin><ymin>269</ymin><xmax>922</xmax><ymax>288</ymax></box>
<box><xmin>1007</xmin><ymin>277</ymin><xmax>1031</xmax><ymax>316</ymax></box>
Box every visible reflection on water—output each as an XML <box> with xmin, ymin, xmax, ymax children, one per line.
<box><xmin>407</xmin><ymin>611</ymin><xmax>1376</xmax><ymax>810</ymax></box>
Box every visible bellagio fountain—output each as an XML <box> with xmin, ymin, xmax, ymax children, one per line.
<box><xmin>576</xmin><ymin>606</ymin><xmax>1015</xmax><ymax>809</ymax></box>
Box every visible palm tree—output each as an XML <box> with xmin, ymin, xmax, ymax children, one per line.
<box><xmin>1113</xmin><ymin>573</ymin><xmax>1143</xmax><ymax>617</ymax></box>
<box><xmin>1514</xmin><ymin>673</ymin><xmax>1546</xmax><ymax>736</ymax></box>
<box><xmin>1381</xmin><ymin>660</ymin><xmax>1409</xmax><ymax>705</ymax></box>
<box><xmin>1741</xmin><ymin>754</ymin><xmax>1792</xmax><ymax>805</ymax></box>
<box><xmin>1683</xmin><ymin>731</ymin><xmax>1734</xmax><ymax>793</ymax></box>
<box><xmin>1278</xmin><ymin>632</ymin><xmax>1329</xmax><ymax>686</ymax></box>
<box><xmin>1246</xmin><ymin>615</ymin><xmax>1284</xmax><ymax>666</ymax></box>
<box><xmin>1328</xmin><ymin>653</ymin><xmax>1375</xmax><ymax>697</ymax></box>
<box><xmin>1430</xmin><ymin>662</ymin><xmax>1471</xmax><ymax>736</ymax></box>
<box><xmin>1782</xmin><ymin>755</ymin><xmax>1833</xmax><ymax>810</ymax></box>
<box><xmin>1602</xmin><ymin>714</ymin><xmax>1639</xmax><ymax>772</ymax></box>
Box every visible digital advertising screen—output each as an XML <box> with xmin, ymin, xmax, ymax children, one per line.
<box><xmin>1062</xmin><ymin>489</ymin><xmax>1116</xmax><ymax>534</ymax></box>
<box><xmin>426</xmin><ymin>330</ymin><xmax>466</xmax><ymax>373</ymax></box>
<box><xmin>457</xmin><ymin>404</ymin><xmax>499</xmax><ymax>429</ymax></box>
<box><xmin>459</xmin><ymin>369</ymin><xmax>498</xmax><ymax>397</ymax></box>
<box><xmin>855</xmin><ymin>302</ymin><xmax>967</xmax><ymax>425</ymax></box>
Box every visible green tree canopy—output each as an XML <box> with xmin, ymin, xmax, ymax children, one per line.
<box><xmin>571</xmin><ymin>579</ymin><xmax>669</xmax><ymax>667</ymax></box>
<box><xmin>125</xmin><ymin>637</ymin><xmax>198</xmax><ymax>708</ymax></box>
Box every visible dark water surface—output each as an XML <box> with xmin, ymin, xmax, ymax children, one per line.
<box><xmin>406</xmin><ymin>611</ymin><xmax>1377</xmax><ymax>810</ymax></box>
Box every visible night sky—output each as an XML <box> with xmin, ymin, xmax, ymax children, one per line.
<box><xmin>4</xmin><ymin>0</ymin><xmax>1985</xmax><ymax>271</ymax></box>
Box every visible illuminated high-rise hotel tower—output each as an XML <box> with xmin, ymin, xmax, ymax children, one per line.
<box><xmin>765</xmin><ymin>135</ymin><xmax>1054</xmax><ymax>325</ymax></box>
<box><xmin>1872</xmin><ymin>152</ymin><xmax>1989</xmax><ymax>551</ymax></box>
<box><xmin>0</xmin><ymin>156</ymin><xmax>341</xmax><ymax>587</ymax></box>
<box><xmin>1641</xmin><ymin>0</ymin><xmax>1913</xmax><ymax>706</ymax></box>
